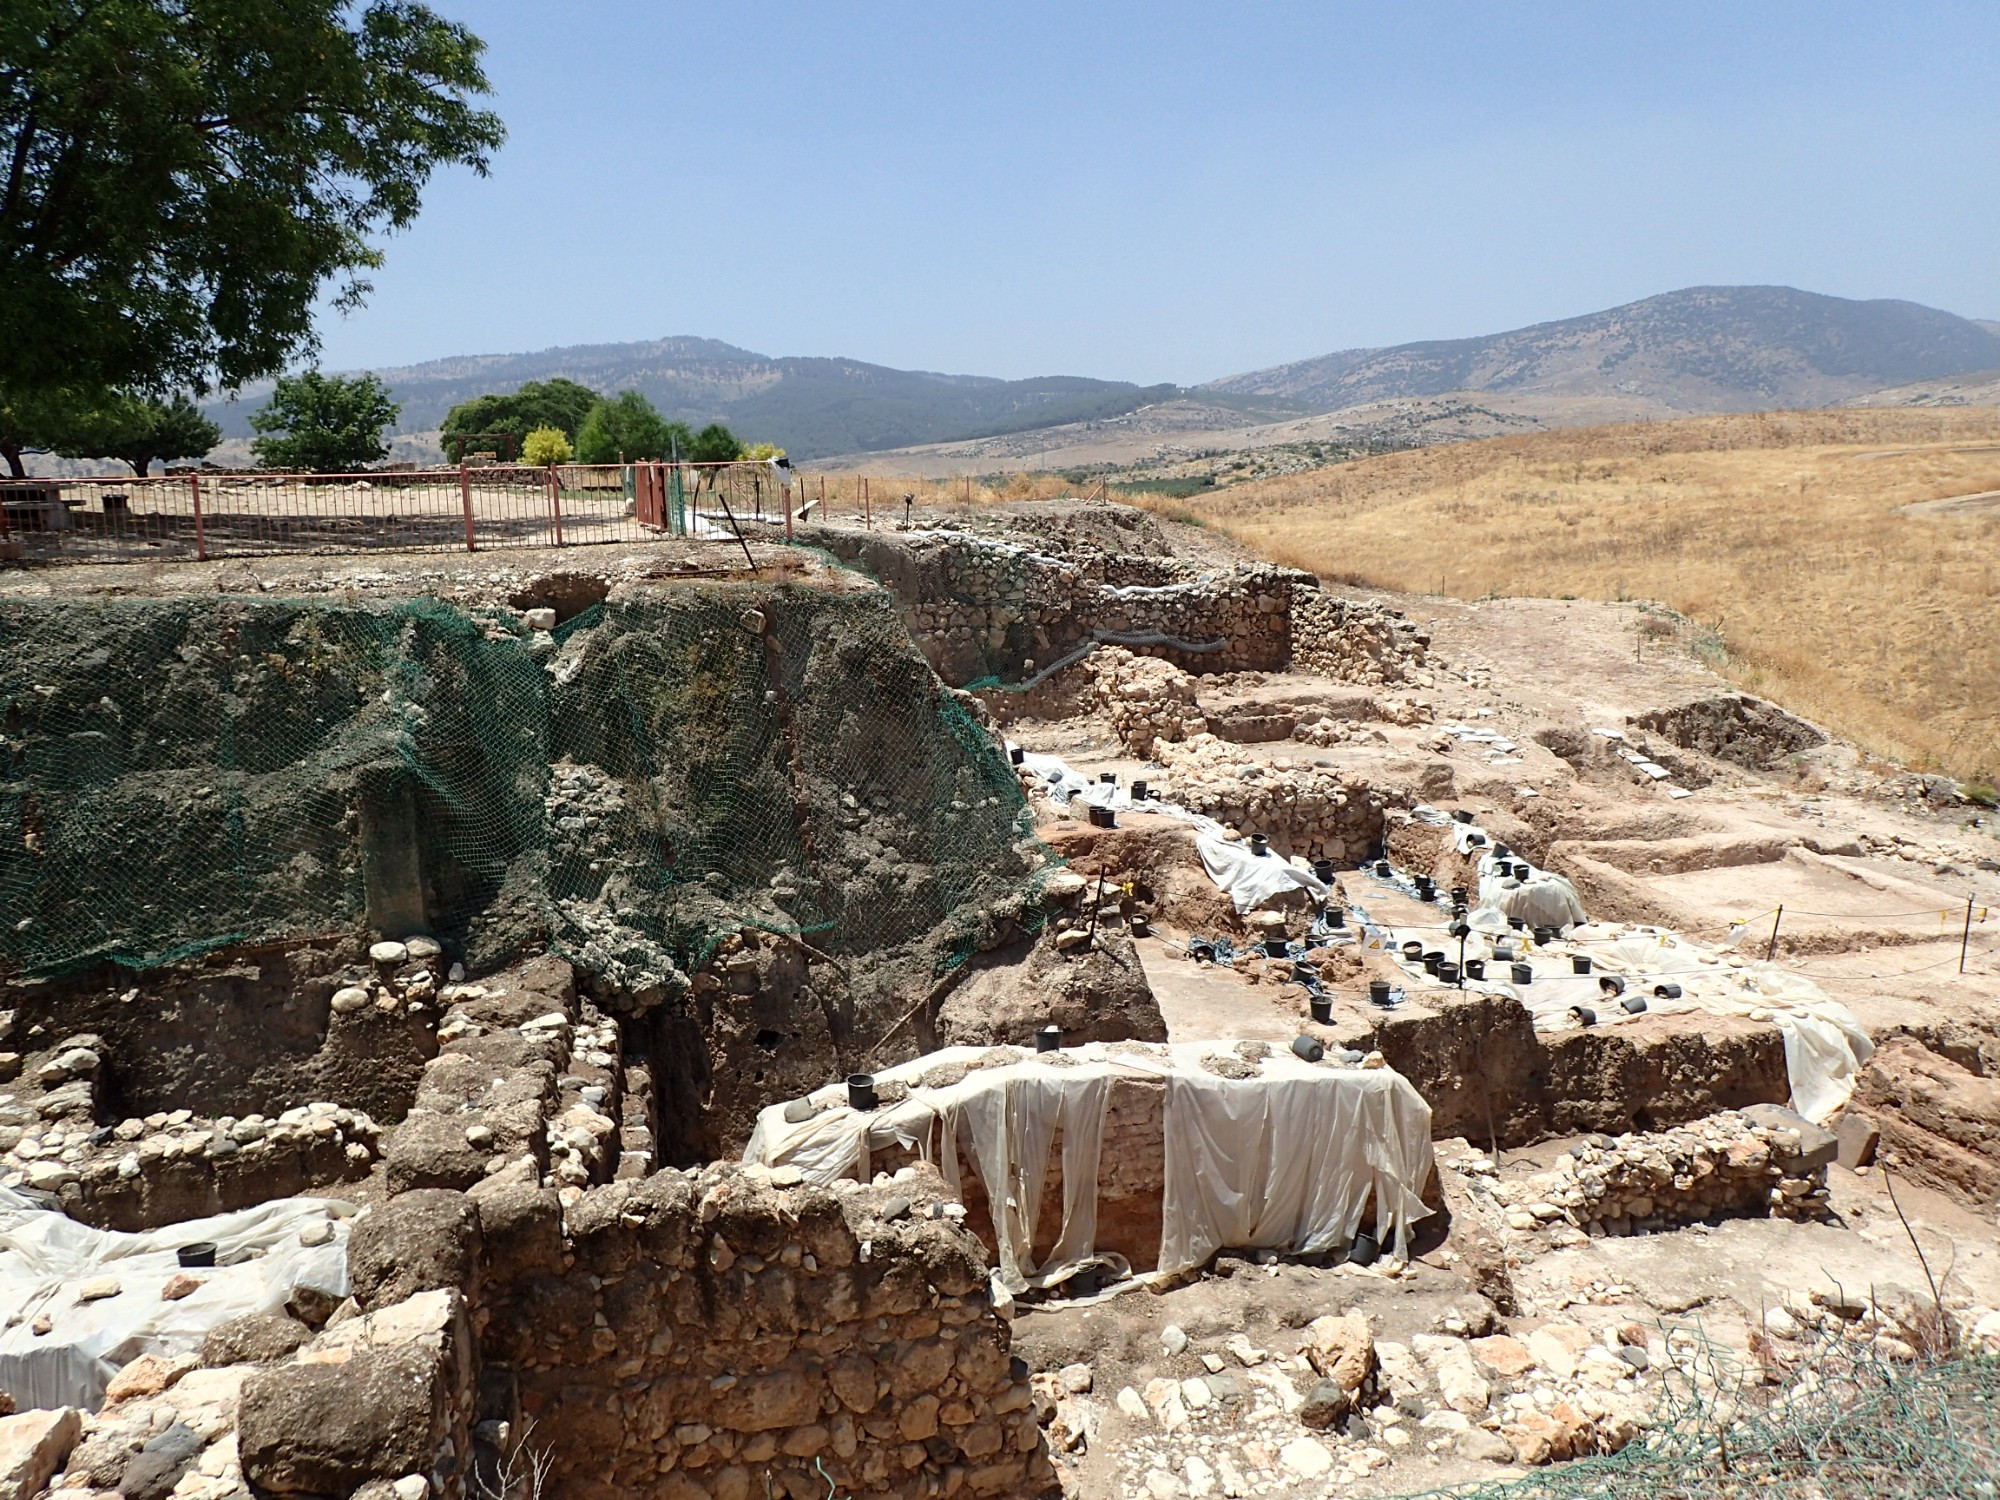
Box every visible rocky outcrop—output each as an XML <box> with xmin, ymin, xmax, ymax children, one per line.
<box><xmin>941</xmin><ymin>926</ymin><xmax>1167</xmax><ymax>1051</ymax></box>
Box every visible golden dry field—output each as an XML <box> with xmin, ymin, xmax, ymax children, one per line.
<box><xmin>1144</xmin><ymin>409</ymin><xmax>2000</xmax><ymax>781</ymax></box>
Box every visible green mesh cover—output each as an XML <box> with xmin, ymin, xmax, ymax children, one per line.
<box><xmin>0</xmin><ymin>584</ymin><xmax>1041</xmax><ymax>985</ymax></box>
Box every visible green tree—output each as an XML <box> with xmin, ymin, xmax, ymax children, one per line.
<box><xmin>0</xmin><ymin>384</ymin><xmax>102</xmax><ymax>477</ymax></box>
<box><xmin>249</xmin><ymin>371</ymin><xmax>402</xmax><ymax>471</ymax></box>
<box><xmin>55</xmin><ymin>394</ymin><xmax>222</xmax><ymax>476</ymax></box>
<box><xmin>0</xmin><ymin>2</ymin><xmax>504</xmax><ymax>399</ymax></box>
<box><xmin>521</xmin><ymin>426</ymin><xmax>572</xmax><ymax>466</ymax></box>
<box><xmin>575</xmin><ymin>391</ymin><xmax>690</xmax><ymax>463</ymax></box>
<box><xmin>440</xmin><ymin>378</ymin><xmax>601</xmax><ymax>457</ymax></box>
<box><xmin>687</xmin><ymin>422</ymin><xmax>744</xmax><ymax>465</ymax></box>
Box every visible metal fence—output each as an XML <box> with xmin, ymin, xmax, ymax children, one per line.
<box><xmin>0</xmin><ymin>462</ymin><xmax>1038</xmax><ymax>565</ymax></box>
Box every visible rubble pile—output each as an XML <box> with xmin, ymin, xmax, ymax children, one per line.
<box><xmin>1290</xmin><ymin>591</ymin><xmax>1433</xmax><ymax>687</ymax></box>
<box><xmin>1152</xmin><ymin>734</ymin><xmax>1390</xmax><ymax>861</ymax></box>
<box><xmin>1473</xmin><ymin>1109</ymin><xmax>1836</xmax><ymax>1243</ymax></box>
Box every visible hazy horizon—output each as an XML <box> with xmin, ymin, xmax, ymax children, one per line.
<box><xmin>306</xmin><ymin>2</ymin><xmax>2000</xmax><ymax>386</ymax></box>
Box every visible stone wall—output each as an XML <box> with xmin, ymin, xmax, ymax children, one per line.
<box><xmin>1476</xmin><ymin>1107</ymin><xmax>1835</xmax><ymax>1241</ymax></box>
<box><xmin>1289</xmin><ymin>590</ymin><xmax>1432</xmax><ymax>687</ymax></box>
<box><xmin>1150</xmin><ymin>735</ymin><xmax>1390</xmax><ymax>864</ymax></box>
<box><xmin>805</xmin><ymin>528</ymin><xmax>1297</xmax><ymax>687</ymax></box>
<box><xmin>476</xmin><ymin>1166</ymin><xmax>1051</xmax><ymax>1500</ymax></box>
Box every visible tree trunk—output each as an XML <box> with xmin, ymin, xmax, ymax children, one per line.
<box><xmin>128</xmin><ymin>453</ymin><xmax>152</xmax><ymax>477</ymax></box>
<box><xmin>2</xmin><ymin>445</ymin><xmax>24</xmax><ymax>479</ymax></box>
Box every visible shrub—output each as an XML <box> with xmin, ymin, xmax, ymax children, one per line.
<box><xmin>522</xmin><ymin>426</ymin><xmax>572</xmax><ymax>466</ymax></box>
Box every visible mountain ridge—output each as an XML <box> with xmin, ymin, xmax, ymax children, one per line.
<box><xmin>205</xmin><ymin>287</ymin><xmax>2000</xmax><ymax>461</ymax></box>
<box><xmin>1200</xmin><ymin>286</ymin><xmax>2000</xmax><ymax>413</ymax></box>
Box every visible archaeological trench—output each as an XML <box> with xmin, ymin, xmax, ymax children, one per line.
<box><xmin>0</xmin><ymin>501</ymin><xmax>1993</xmax><ymax>1500</ymax></box>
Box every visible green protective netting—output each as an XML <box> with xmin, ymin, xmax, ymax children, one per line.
<box><xmin>0</xmin><ymin>583</ymin><xmax>1045</xmax><ymax>988</ymax></box>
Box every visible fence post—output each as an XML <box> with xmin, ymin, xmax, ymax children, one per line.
<box><xmin>784</xmin><ymin>482</ymin><xmax>793</xmax><ymax>543</ymax></box>
<box><xmin>460</xmin><ymin>463</ymin><xmax>476</xmax><ymax>552</ymax></box>
<box><xmin>547</xmin><ymin>466</ymin><xmax>564</xmax><ymax>546</ymax></box>
<box><xmin>189</xmin><ymin>474</ymin><xmax>207</xmax><ymax>560</ymax></box>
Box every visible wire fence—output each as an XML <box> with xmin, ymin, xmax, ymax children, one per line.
<box><xmin>0</xmin><ymin>464</ymin><xmax>1101</xmax><ymax>566</ymax></box>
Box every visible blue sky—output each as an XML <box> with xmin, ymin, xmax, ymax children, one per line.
<box><xmin>314</xmin><ymin>1</ymin><xmax>2000</xmax><ymax>385</ymax></box>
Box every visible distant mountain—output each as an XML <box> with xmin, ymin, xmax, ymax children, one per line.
<box><xmin>1203</xmin><ymin>287</ymin><xmax>2000</xmax><ymax>413</ymax></box>
<box><xmin>204</xmin><ymin>337</ymin><xmax>1297</xmax><ymax>460</ymax></box>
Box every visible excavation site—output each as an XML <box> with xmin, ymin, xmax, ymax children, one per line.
<box><xmin>0</xmin><ymin>498</ymin><xmax>1993</xmax><ymax>1500</ymax></box>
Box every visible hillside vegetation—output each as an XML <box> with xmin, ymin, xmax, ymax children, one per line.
<box><xmin>1205</xmin><ymin>286</ymin><xmax>2000</xmax><ymax>414</ymax></box>
<box><xmin>1155</xmin><ymin>408</ymin><xmax>2000</xmax><ymax>779</ymax></box>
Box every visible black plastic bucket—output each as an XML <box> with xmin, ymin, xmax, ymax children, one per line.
<box><xmin>1009</xmin><ymin>746</ymin><xmax>1025</xmax><ymax>765</ymax></box>
<box><xmin>1310</xmin><ymin>995</ymin><xmax>1333</xmax><ymax>1025</ymax></box>
<box><xmin>1621</xmin><ymin>995</ymin><xmax>1649</xmax><ymax>1015</ymax></box>
<box><xmin>1291</xmin><ymin>1034</ymin><xmax>1326</xmax><ymax>1062</ymax></box>
<box><xmin>1375</xmin><ymin>860</ymin><xmax>1392</xmax><ymax>878</ymax></box>
<box><xmin>1347</xmin><ymin>1229</ymin><xmax>1381</xmax><ymax>1266</ymax></box>
<box><xmin>1312</xmin><ymin>858</ymin><xmax>1336</xmax><ymax>883</ymax></box>
<box><xmin>1131</xmin><ymin>780</ymin><xmax>1148</xmax><ymax>801</ymax></box>
<box><xmin>1571</xmin><ymin>955</ymin><xmax>1593</xmax><ymax>975</ymax></box>
<box><xmin>1064</xmin><ymin>1264</ymin><xmax>1101</xmax><ymax>1299</ymax></box>
<box><xmin>1264</xmin><ymin>937</ymin><xmax>1288</xmax><ymax>958</ymax></box>
<box><xmin>1437</xmin><ymin>961</ymin><xmax>1460</xmax><ymax>985</ymax></box>
<box><xmin>1653</xmin><ymin>983</ymin><xmax>1683</xmax><ymax>999</ymax></box>
<box><xmin>1467</xmin><ymin>832</ymin><xmax>1486</xmax><ymax>847</ymax></box>
<box><xmin>1569</xmin><ymin>1005</ymin><xmax>1598</xmax><ymax>1026</ymax></box>
<box><xmin>177</xmin><ymin>1242</ymin><xmax>217</xmax><ymax>1269</ymax></box>
<box><xmin>1453</xmin><ymin>809</ymin><xmax>1473</xmax><ymax>824</ymax></box>
<box><xmin>1492</xmin><ymin>843</ymin><xmax>1511</xmax><ymax>860</ymax></box>
<box><xmin>1450</xmin><ymin>886</ymin><xmax>1468</xmax><ymax>907</ymax></box>
<box><xmin>1401</xmin><ymin>939</ymin><xmax>1424</xmax><ymax>960</ymax></box>
<box><xmin>1036</xmin><ymin>1025</ymin><xmax>1062</xmax><ymax>1053</ymax></box>
<box><xmin>1598</xmin><ymin>975</ymin><xmax>1625</xmax><ymax>996</ymax></box>
<box><xmin>1511</xmin><ymin>962</ymin><xmax>1533</xmax><ymax>985</ymax></box>
<box><xmin>1422</xmin><ymin>952</ymin><xmax>1444</xmax><ymax>975</ymax></box>
<box><xmin>1534</xmin><ymin>926</ymin><xmax>1556</xmax><ymax>946</ymax></box>
<box><xmin>847</xmin><ymin>1074</ymin><xmax>879</xmax><ymax>1111</ymax></box>
<box><xmin>1098</xmin><ymin>772</ymin><xmax>1115</xmax><ymax>784</ymax></box>
<box><xmin>1326</xmin><ymin>907</ymin><xmax>1346</xmax><ymax>929</ymax></box>
<box><xmin>1369</xmin><ymin>979</ymin><xmax>1393</xmax><ymax>1005</ymax></box>
<box><xmin>1464</xmin><ymin>958</ymin><xmax>1486</xmax><ymax>980</ymax></box>
<box><xmin>1249</xmin><ymin>834</ymin><xmax>1269</xmax><ymax>857</ymax></box>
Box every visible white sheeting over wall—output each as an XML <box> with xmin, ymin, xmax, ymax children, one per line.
<box><xmin>743</xmin><ymin>1042</ymin><xmax>1434</xmax><ymax>1286</ymax></box>
<box><xmin>1359</xmin><ymin>810</ymin><xmax>1873</xmax><ymax>1122</ymax></box>
<box><xmin>0</xmin><ymin>1191</ymin><xmax>351</xmax><ymax>1410</ymax></box>
<box><xmin>1015</xmin><ymin>748</ymin><xmax>1329</xmax><ymax>913</ymax></box>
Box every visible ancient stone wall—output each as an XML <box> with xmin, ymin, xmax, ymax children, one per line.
<box><xmin>804</xmin><ymin>528</ymin><xmax>1296</xmax><ymax>687</ymax></box>
<box><xmin>1150</xmin><ymin>735</ymin><xmax>1390</xmax><ymax>864</ymax></box>
<box><xmin>1289</xmin><ymin>590</ymin><xmax>1432</xmax><ymax>687</ymax></box>
<box><xmin>474</xmin><ymin>1166</ymin><xmax>1051</xmax><ymax>1500</ymax></box>
<box><xmin>1476</xmin><ymin>1107</ymin><xmax>1835</xmax><ymax>1240</ymax></box>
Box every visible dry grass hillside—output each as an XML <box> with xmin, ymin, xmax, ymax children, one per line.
<box><xmin>1146</xmin><ymin>408</ymin><xmax>2000</xmax><ymax>780</ymax></box>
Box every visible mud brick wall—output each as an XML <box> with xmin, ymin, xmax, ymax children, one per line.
<box><xmin>477</xmin><ymin>1167</ymin><xmax>1053</xmax><ymax>1500</ymax></box>
<box><xmin>805</xmin><ymin>528</ymin><xmax>1297</xmax><ymax>687</ymax></box>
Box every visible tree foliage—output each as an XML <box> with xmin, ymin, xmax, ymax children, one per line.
<box><xmin>574</xmin><ymin>391</ymin><xmax>690</xmax><ymax>464</ymax></box>
<box><xmin>521</xmin><ymin>426</ymin><xmax>572</xmax><ymax>466</ymax></box>
<box><xmin>0</xmin><ymin>385</ymin><xmax>98</xmax><ymax>478</ymax></box>
<box><xmin>440</xmin><ymin>378</ymin><xmax>600</xmax><ymax>457</ymax></box>
<box><xmin>687</xmin><ymin>422</ymin><xmax>745</xmax><ymax>465</ymax></box>
<box><xmin>249</xmin><ymin>371</ymin><xmax>402</xmax><ymax>471</ymax></box>
<box><xmin>0</xmin><ymin>1</ymin><xmax>505</xmax><ymax>397</ymax></box>
<box><xmin>54</xmin><ymin>394</ymin><xmax>222</xmax><ymax>476</ymax></box>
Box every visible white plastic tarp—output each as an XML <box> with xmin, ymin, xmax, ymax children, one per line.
<box><xmin>1161</xmin><ymin>1057</ymin><xmax>1434</xmax><ymax>1273</ymax></box>
<box><xmin>0</xmin><ymin>1191</ymin><xmax>351</xmax><ymax>1410</ymax></box>
<box><xmin>1014</xmin><ymin>748</ymin><xmax>1329</xmax><ymax>913</ymax></box>
<box><xmin>744</xmin><ymin>1041</ymin><xmax>1435</xmax><ymax>1286</ymax></box>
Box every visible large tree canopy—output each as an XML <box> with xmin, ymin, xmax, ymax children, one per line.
<box><xmin>574</xmin><ymin>390</ymin><xmax>688</xmax><ymax>464</ymax></box>
<box><xmin>440</xmin><ymin>378</ymin><xmax>600</xmax><ymax>457</ymax></box>
<box><xmin>55</xmin><ymin>392</ymin><xmax>221</xmax><ymax>475</ymax></box>
<box><xmin>0</xmin><ymin>1</ymin><xmax>504</xmax><ymax>397</ymax></box>
<box><xmin>249</xmin><ymin>370</ymin><xmax>400</xmax><ymax>471</ymax></box>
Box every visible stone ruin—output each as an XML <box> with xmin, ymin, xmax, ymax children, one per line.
<box><xmin>0</xmin><ymin>500</ymin><xmax>1991</xmax><ymax>1500</ymax></box>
